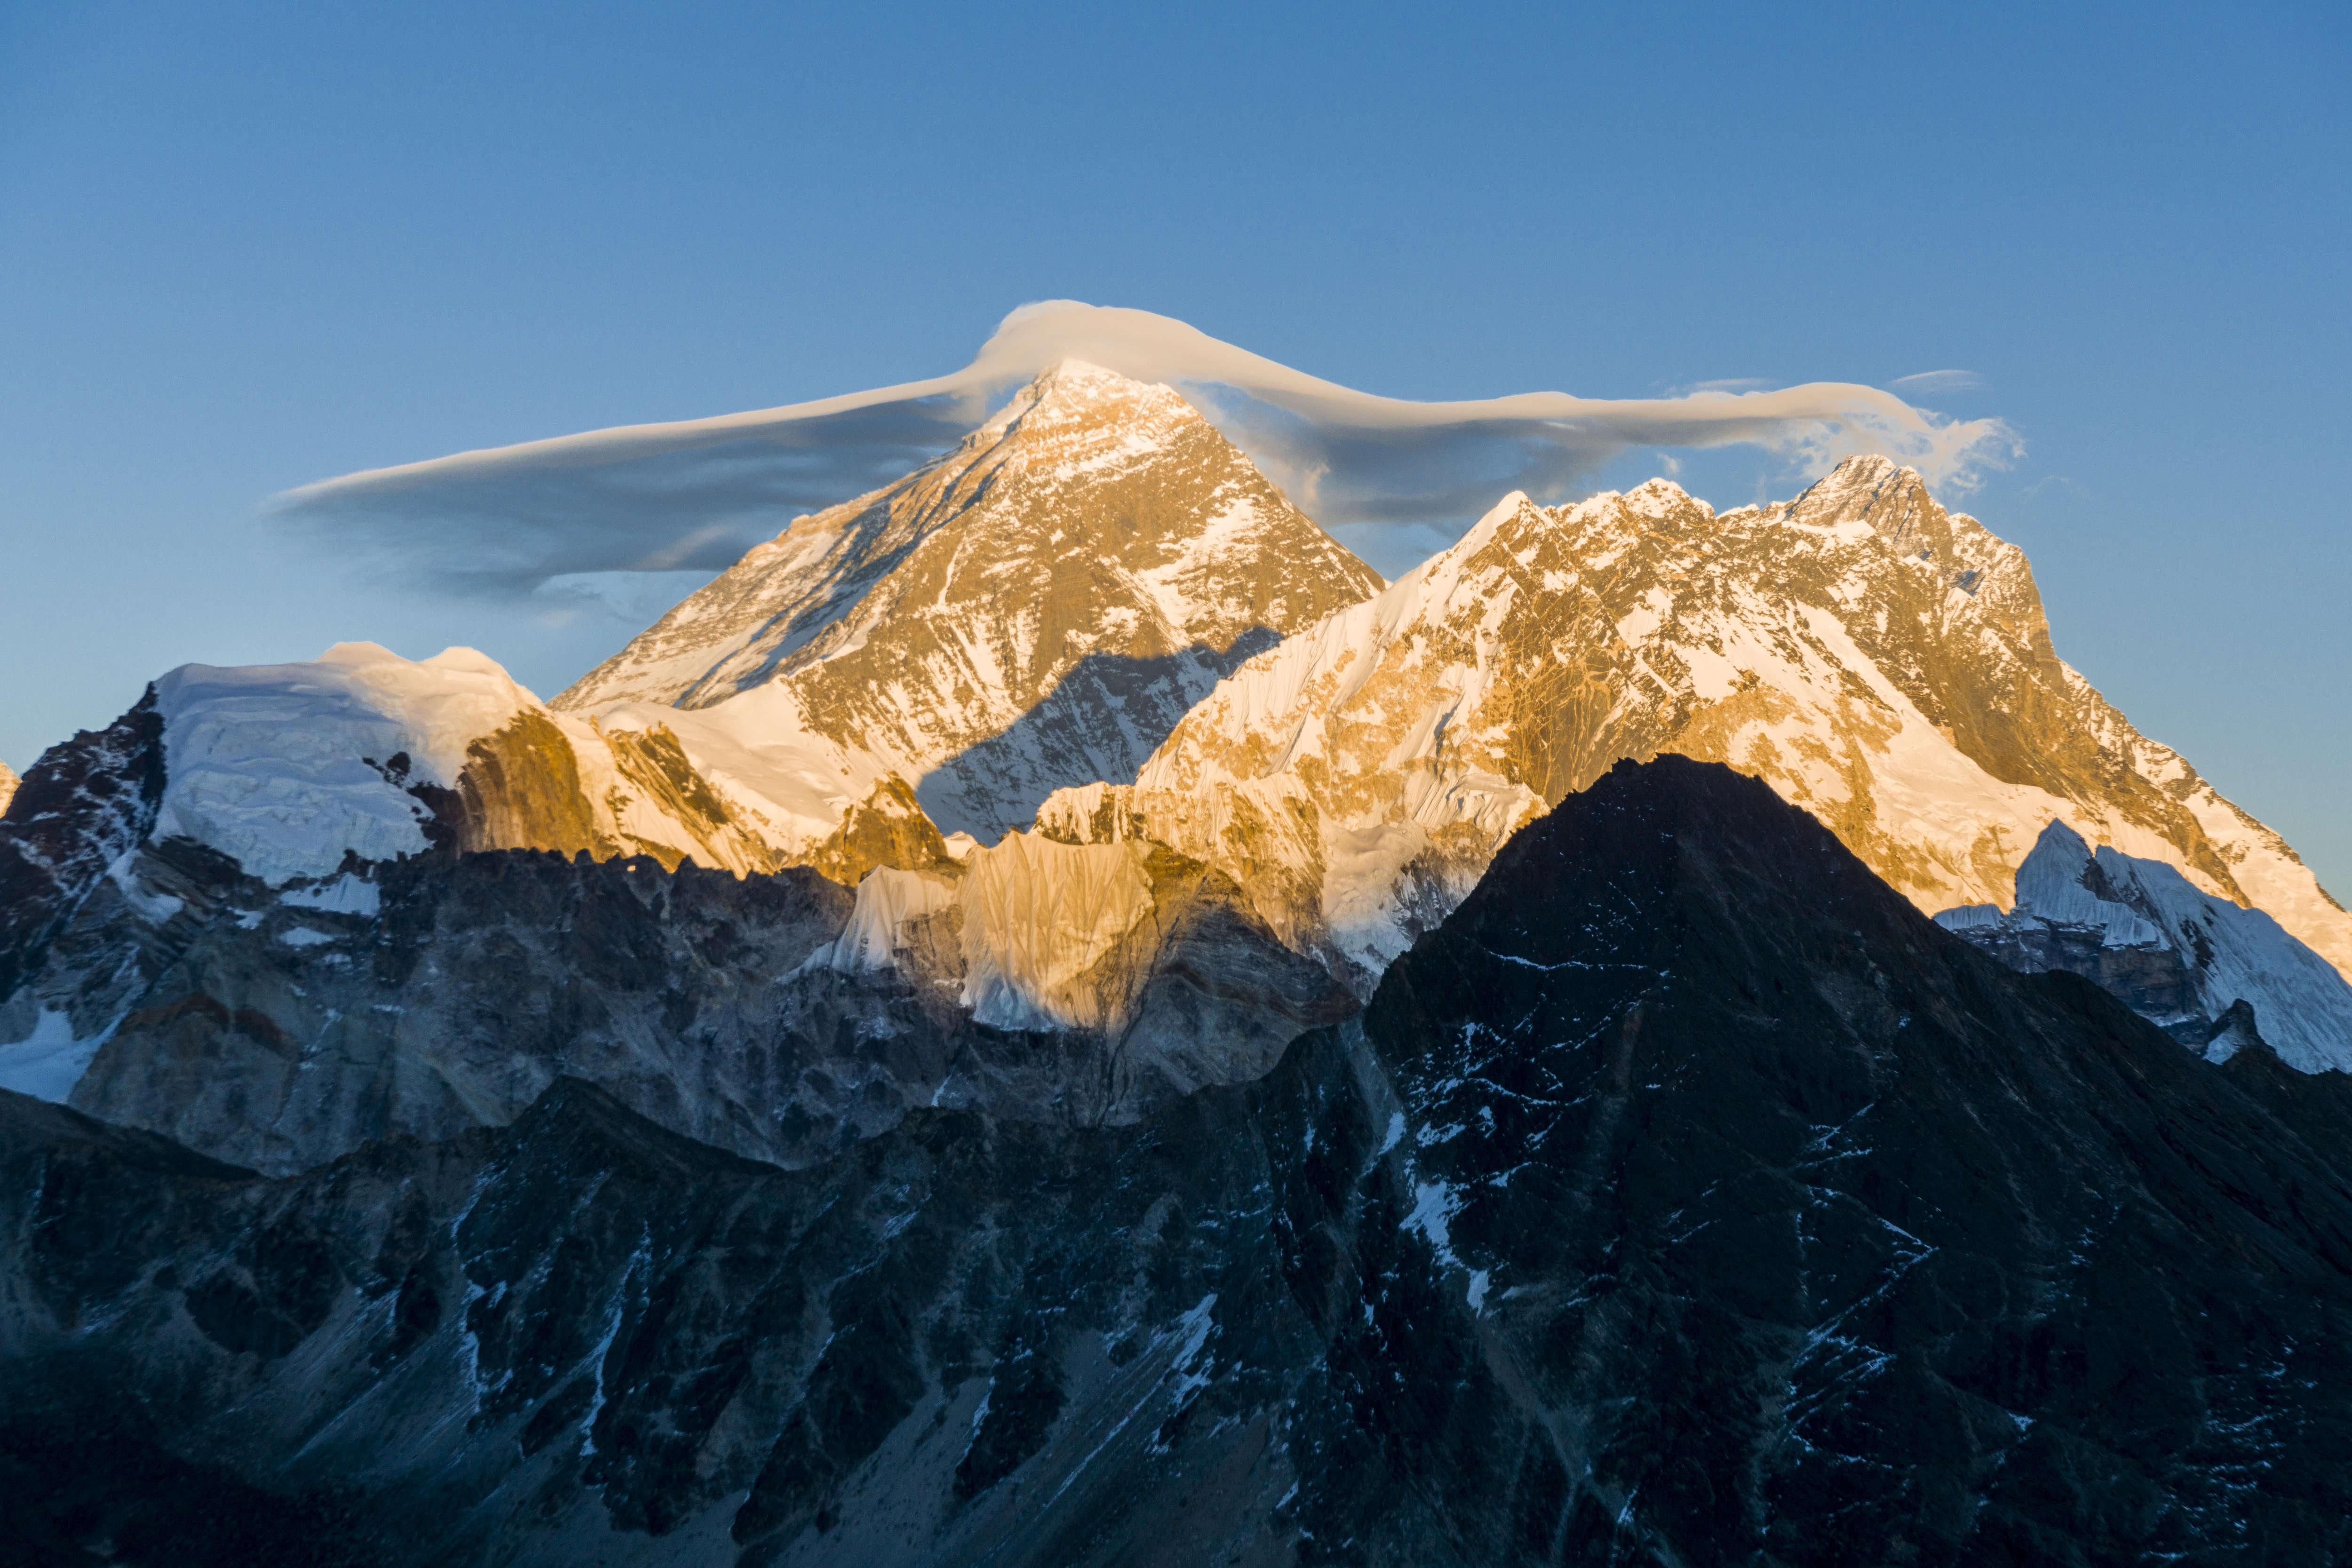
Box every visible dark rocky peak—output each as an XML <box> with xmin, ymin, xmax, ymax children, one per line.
<box><xmin>0</xmin><ymin>687</ymin><xmax>167</xmax><ymax>1004</ymax></box>
<box><xmin>1333</xmin><ymin>754</ymin><xmax>2352</xmax><ymax>1562</ymax></box>
<box><xmin>2200</xmin><ymin>996</ymin><xmax>2270</xmax><ymax>1063</ymax></box>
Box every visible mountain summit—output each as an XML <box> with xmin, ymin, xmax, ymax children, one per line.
<box><xmin>557</xmin><ymin>360</ymin><xmax>1383</xmax><ymax>838</ymax></box>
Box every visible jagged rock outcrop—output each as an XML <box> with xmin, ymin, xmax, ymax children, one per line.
<box><xmin>1041</xmin><ymin>457</ymin><xmax>2351</xmax><ymax>992</ymax></box>
<box><xmin>556</xmin><ymin>359</ymin><xmax>1385</xmax><ymax>839</ymax></box>
<box><xmin>1937</xmin><ymin>818</ymin><xmax>2352</xmax><ymax>1071</ymax></box>
<box><xmin>803</xmin><ymin>776</ymin><xmax>960</xmax><ymax>886</ymax></box>
<box><xmin>0</xmin><ymin>690</ymin><xmax>166</xmax><ymax>1008</ymax></box>
<box><xmin>0</xmin><ymin>759</ymin><xmax>18</xmax><ymax>815</ymax></box>
<box><xmin>8</xmin><ymin>759</ymin><xmax>2352</xmax><ymax>1565</ymax></box>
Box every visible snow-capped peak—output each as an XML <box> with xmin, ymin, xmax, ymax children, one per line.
<box><xmin>1621</xmin><ymin>476</ymin><xmax>1710</xmax><ymax>522</ymax></box>
<box><xmin>149</xmin><ymin>643</ymin><xmax>541</xmax><ymax>883</ymax></box>
<box><xmin>556</xmin><ymin>353</ymin><xmax>1383</xmax><ymax>838</ymax></box>
<box><xmin>1057</xmin><ymin>461</ymin><xmax>2352</xmax><ymax>995</ymax></box>
<box><xmin>970</xmin><ymin>358</ymin><xmax>1200</xmax><ymax>448</ymax></box>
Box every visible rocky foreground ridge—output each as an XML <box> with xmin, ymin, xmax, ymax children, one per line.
<box><xmin>8</xmin><ymin>760</ymin><xmax>2352</xmax><ymax>1566</ymax></box>
<box><xmin>0</xmin><ymin>708</ymin><xmax>1351</xmax><ymax>1173</ymax></box>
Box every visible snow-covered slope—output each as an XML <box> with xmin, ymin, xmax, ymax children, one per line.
<box><xmin>150</xmin><ymin>642</ymin><xmax>825</xmax><ymax>883</ymax></box>
<box><xmin>156</xmin><ymin>644</ymin><xmax>533</xmax><ymax>879</ymax></box>
<box><xmin>556</xmin><ymin>359</ymin><xmax>1384</xmax><ymax>839</ymax></box>
<box><xmin>0</xmin><ymin>762</ymin><xmax>17</xmax><ymax>817</ymax></box>
<box><xmin>1938</xmin><ymin>820</ymin><xmax>2352</xmax><ymax>1072</ymax></box>
<box><xmin>1037</xmin><ymin>457</ymin><xmax>2351</xmax><ymax>990</ymax></box>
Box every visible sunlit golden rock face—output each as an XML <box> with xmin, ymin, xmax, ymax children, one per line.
<box><xmin>1041</xmin><ymin>457</ymin><xmax>2349</xmax><ymax>990</ymax></box>
<box><xmin>804</xmin><ymin>776</ymin><xmax>958</xmax><ymax>886</ymax></box>
<box><xmin>407</xmin><ymin>709</ymin><xmax>791</xmax><ymax>876</ymax></box>
<box><xmin>555</xmin><ymin>359</ymin><xmax>1384</xmax><ymax>840</ymax></box>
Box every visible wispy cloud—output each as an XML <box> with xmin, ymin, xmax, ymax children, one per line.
<box><xmin>1889</xmin><ymin>369</ymin><xmax>1986</xmax><ymax>395</ymax></box>
<box><xmin>2017</xmin><ymin>474</ymin><xmax>2089</xmax><ymax>502</ymax></box>
<box><xmin>279</xmin><ymin>302</ymin><xmax>2023</xmax><ymax>595</ymax></box>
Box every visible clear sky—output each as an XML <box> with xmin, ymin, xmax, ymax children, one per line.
<box><xmin>2</xmin><ymin>2</ymin><xmax>2345</xmax><ymax>890</ymax></box>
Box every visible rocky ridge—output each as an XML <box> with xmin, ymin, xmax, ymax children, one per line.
<box><xmin>0</xmin><ymin>692</ymin><xmax>167</xmax><ymax>1011</ymax></box>
<box><xmin>1037</xmin><ymin>457</ymin><xmax>2351</xmax><ymax>993</ymax></box>
<box><xmin>8</xmin><ymin>759</ymin><xmax>2352</xmax><ymax>1565</ymax></box>
<box><xmin>0</xmin><ymin>797</ymin><xmax>1346</xmax><ymax>1174</ymax></box>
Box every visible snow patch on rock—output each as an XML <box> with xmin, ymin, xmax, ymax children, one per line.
<box><xmin>281</xmin><ymin>872</ymin><xmax>382</xmax><ymax>918</ymax></box>
<box><xmin>0</xmin><ymin>1008</ymin><xmax>114</xmax><ymax>1102</ymax></box>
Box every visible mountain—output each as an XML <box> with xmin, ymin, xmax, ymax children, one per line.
<box><xmin>556</xmin><ymin>359</ymin><xmax>1385</xmax><ymax>839</ymax></box>
<box><xmin>0</xmin><ymin>760</ymin><xmax>18</xmax><ymax>815</ymax></box>
<box><xmin>1040</xmin><ymin>457</ymin><xmax>2352</xmax><ymax>995</ymax></box>
<box><xmin>1938</xmin><ymin>818</ymin><xmax>2352</xmax><ymax>1071</ymax></box>
<box><xmin>9</xmin><ymin>758</ymin><xmax>2352</xmax><ymax>1566</ymax></box>
<box><xmin>0</xmin><ymin>358</ymin><xmax>1398</xmax><ymax>1138</ymax></box>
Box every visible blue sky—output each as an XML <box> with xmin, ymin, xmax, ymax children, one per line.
<box><xmin>2</xmin><ymin>2</ymin><xmax>2345</xmax><ymax>888</ymax></box>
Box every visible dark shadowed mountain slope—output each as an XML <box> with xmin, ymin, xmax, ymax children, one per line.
<box><xmin>27</xmin><ymin>830</ymin><xmax>1346</xmax><ymax>1177</ymax></box>
<box><xmin>1336</xmin><ymin>753</ymin><xmax>2352</xmax><ymax>1564</ymax></box>
<box><xmin>6</xmin><ymin>758</ymin><xmax>2352</xmax><ymax>1566</ymax></box>
<box><xmin>0</xmin><ymin>689</ymin><xmax>165</xmax><ymax>1006</ymax></box>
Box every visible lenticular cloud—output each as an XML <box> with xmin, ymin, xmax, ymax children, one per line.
<box><xmin>277</xmin><ymin>301</ymin><xmax>2020</xmax><ymax>596</ymax></box>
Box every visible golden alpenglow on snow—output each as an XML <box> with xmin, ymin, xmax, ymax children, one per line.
<box><xmin>1039</xmin><ymin>456</ymin><xmax>2352</xmax><ymax>992</ymax></box>
<box><xmin>556</xmin><ymin>359</ymin><xmax>1385</xmax><ymax>840</ymax></box>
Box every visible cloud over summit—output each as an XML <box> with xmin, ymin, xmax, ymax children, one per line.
<box><xmin>279</xmin><ymin>302</ymin><xmax>2021</xmax><ymax>596</ymax></box>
